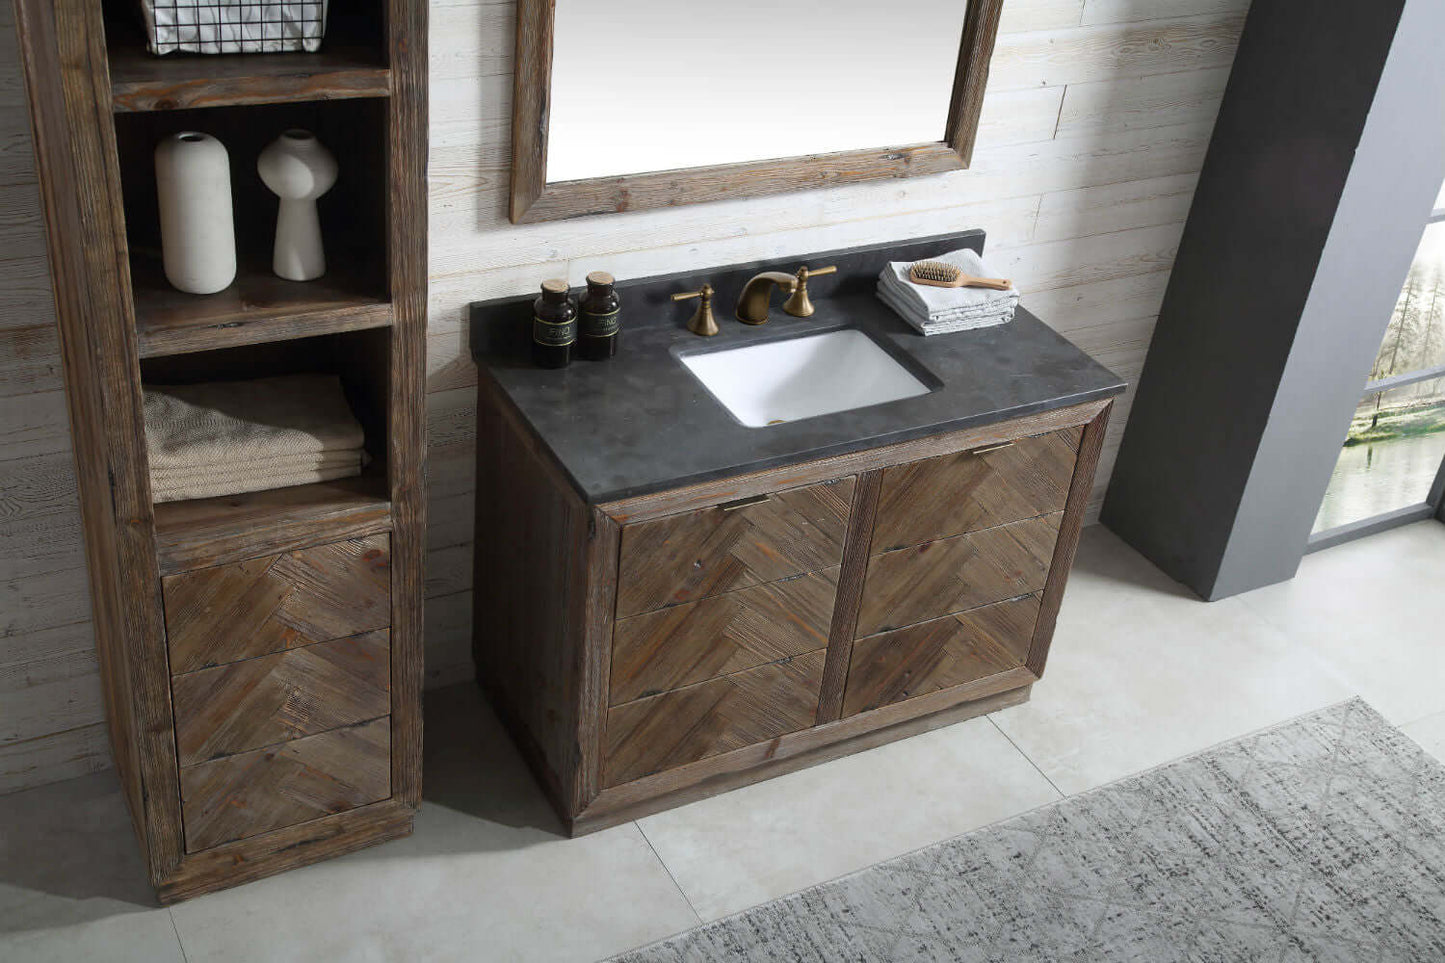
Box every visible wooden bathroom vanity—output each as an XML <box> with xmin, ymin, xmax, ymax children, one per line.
<box><xmin>470</xmin><ymin>233</ymin><xmax>1125</xmax><ymax>834</ymax></box>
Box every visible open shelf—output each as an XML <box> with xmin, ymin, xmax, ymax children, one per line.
<box><xmin>153</xmin><ymin>470</ymin><xmax>391</xmax><ymax>574</ymax></box>
<box><xmin>103</xmin><ymin>1</ymin><xmax>389</xmax><ymax>113</ymax></box>
<box><xmin>114</xmin><ymin>98</ymin><xmax>391</xmax><ymax>356</ymax></box>
<box><xmin>144</xmin><ymin>327</ymin><xmax>395</xmax><ymax>573</ymax></box>
<box><xmin>111</xmin><ymin>47</ymin><xmax>391</xmax><ymax>113</ymax></box>
<box><xmin>131</xmin><ymin>251</ymin><xmax>392</xmax><ymax>358</ymax></box>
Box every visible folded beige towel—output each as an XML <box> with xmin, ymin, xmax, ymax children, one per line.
<box><xmin>150</xmin><ymin>458</ymin><xmax>366</xmax><ymax>503</ymax></box>
<box><xmin>144</xmin><ymin>374</ymin><xmax>368</xmax><ymax>503</ymax></box>
<box><xmin>144</xmin><ymin>374</ymin><xmax>366</xmax><ymax>472</ymax></box>
<box><xmin>152</xmin><ymin>450</ymin><xmax>365</xmax><ymax>486</ymax></box>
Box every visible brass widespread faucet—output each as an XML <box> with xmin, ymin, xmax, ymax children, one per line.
<box><xmin>736</xmin><ymin>265</ymin><xmax>837</xmax><ymax>325</ymax></box>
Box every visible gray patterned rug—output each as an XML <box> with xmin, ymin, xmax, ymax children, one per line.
<box><xmin>615</xmin><ymin>699</ymin><xmax>1445</xmax><ymax>962</ymax></box>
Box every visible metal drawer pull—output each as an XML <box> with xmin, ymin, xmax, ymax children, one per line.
<box><xmin>719</xmin><ymin>494</ymin><xmax>771</xmax><ymax>512</ymax></box>
<box><xmin>970</xmin><ymin>441</ymin><xmax>1015</xmax><ymax>455</ymax></box>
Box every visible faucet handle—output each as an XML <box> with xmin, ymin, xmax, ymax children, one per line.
<box><xmin>784</xmin><ymin>265</ymin><xmax>837</xmax><ymax>318</ymax></box>
<box><xmin>673</xmin><ymin>283</ymin><xmax>719</xmax><ymax>336</ymax></box>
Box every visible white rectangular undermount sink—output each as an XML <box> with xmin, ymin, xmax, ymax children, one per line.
<box><xmin>680</xmin><ymin>328</ymin><xmax>931</xmax><ymax>428</ymax></box>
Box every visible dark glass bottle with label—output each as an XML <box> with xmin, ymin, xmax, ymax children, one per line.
<box><xmin>532</xmin><ymin>278</ymin><xmax>576</xmax><ymax>369</ymax></box>
<box><xmin>578</xmin><ymin>271</ymin><xmax>621</xmax><ymax>361</ymax></box>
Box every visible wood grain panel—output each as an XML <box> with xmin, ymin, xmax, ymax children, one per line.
<box><xmin>0</xmin><ymin>720</ymin><xmax>111</xmax><ymax>795</ymax></box>
<box><xmin>180</xmin><ymin>717</ymin><xmax>390</xmax><ymax>852</ymax></box>
<box><xmin>602</xmin><ymin>650</ymin><xmax>826</xmax><ymax>788</ymax></box>
<box><xmin>615</xmin><ymin>478</ymin><xmax>854</xmax><ymax>618</ymax></box>
<box><xmin>109</xmin><ymin>50</ymin><xmax>391</xmax><ymax>112</ymax></box>
<box><xmin>857</xmin><ymin>513</ymin><xmax>1061</xmax><ymax>637</ymax></box>
<box><xmin>816</xmin><ymin>470</ymin><xmax>883</xmax><ymax>725</ymax></box>
<box><xmin>172</xmin><ymin>630</ymin><xmax>390</xmax><ymax>766</ymax></box>
<box><xmin>610</xmin><ymin>569</ymin><xmax>838</xmax><ymax>706</ymax></box>
<box><xmin>152</xmin><ymin>473</ymin><xmax>391</xmax><ymax>575</ymax></box>
<box><xmin>842</xmin><ymin>595</ymin><xmax>1041</xmax><ymax>716</ymax></box>
<box><xmin>601</xmin><ymin>402</ymin><xmax>1105</xmax><ymax>525</ymax></box>
<box><xmin>163</xmin><ymin>534</ymin><xmax>390</xmax><ymax>674</ymax></box>
<box><xmin>988</xmin><ymin>14</ymin><xmax>1245</xmax><ymax>92</ymax></box>
<box><xmin>576</xmin><ymin>506</ymin><xmax>621</xmax><ymax>814</ymax></box>
<box><xmin>873</xmin><ymin>428</ymin><xmax>1082</xmax><ymax>552</ymax></box>
<box><xmin>472</xmin><ymin>374</ymin><xmax>596</xmax><ymax>817</ymax></box>
<box><xmin>0</xmin><ymin>323</ymin><xmax>63</xmax><ymax>399</ymax></box>
<box><xmin>157</xmin><ymin>798</ymin><xmax>411</xmax><ymax>904</ymax></box>
<box><xmin>379</xmin><ymin>0</ymin><xmax>429</xmax><ymax>818</ymax></box>
<box><xmin>1029</xmin><ymin>402</ymin><xmax>1112</xmax><ymax>676</ymax></box>
<box><xmin>134</xmin><ymin>287</ymin><xmax>393</xmax><ymax>359</ymax></box>
<box><xmin>578</xmin><ymin>675</ymin><xmax>1035</xmax><ymax>836</ymax></box>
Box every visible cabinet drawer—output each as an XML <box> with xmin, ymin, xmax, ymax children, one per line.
<box><xmin>602</xmin><ymin>650</ymin><xmax>826</xmax><ymax>787</ymax></box>
<box><xmin>843</xmin><ymin>595</ymin><xmax>1040</xmax><ymax>716</ymax></box>
<box><xmin>610</xmin><ymin>569</ymin><xmax>838</xmax><ymax>705</ymax></box>
<box><xmin>872</xmin><ymin>428</ymin><xmax>1081</xmax><ymax>553</ymax></box>
<box><xmin>856</xmin><ymin>513</ymin><xmax>1060</xmax><ymax>637</ymax></box>
<box><xmin>615</xmin><ymin>478</ymin><xmax>854</xmax><ymax>618</ymax></box>
<box><xmin>172</xmin><ymin>630</ymin><xmax>391</xmax><ymax>767</ymax></box>
<box><xmin>163</xmin><ymin>533</ymin><xmax>391</xmax><ymax>674</ymax></box>
<box><xmin>180</xmin><ymin>717</ymin><xmax>391</xmax><ymax>852</ymax></box>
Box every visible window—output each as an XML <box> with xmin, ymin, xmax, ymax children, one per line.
<box><xmin>1312</xmin><ymin>204</ymin><xmax>1445</xmax><ymax>540</ymax></box>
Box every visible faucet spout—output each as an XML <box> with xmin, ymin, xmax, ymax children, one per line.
<box><xmin>736</xmin><ymin>271</ymin><xmax>798</xmax><ymax>325</ymax></box>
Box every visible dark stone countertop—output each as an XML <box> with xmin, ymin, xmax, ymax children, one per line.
<box><xmin>470</xmin><ymin>230</ymin><xmax>1127</xmax><ymax>505</ymax></box>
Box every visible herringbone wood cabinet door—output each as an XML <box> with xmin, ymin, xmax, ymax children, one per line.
<box><xmin>163</xmin><ymin>534</ymin><xmax>391</xmax><ymax>674</ymax></box>
<box><xmin>602</xmin><ymin>650</ymin><xmax>826</xmax><ymax>787</ymax></box>
<box><xmin>843</xmin><ymin>595</ymin><xmax>1041</xmax><ymax>716</ymax></box>
<box><xmin>179</xmin><ymin>717</ymin><xmax>391</xmax><ymax>852</ymax></box>
<box><xmin>610</xmin><ymin>570</ymin><xmax>838</xmax><ymax>705</ymax></box>
<box><xmin>172</xmin><ymin>630</ymin><xmax>391</xmax><ymax>766</ymax></box>
<box><xmin>872</xmin><ymin>428</ymin><xmax>1081</xmax><ymax>553</ymax></box>
<box><xmin>856</xmin><ymin>513</ymin><xmax>1060</xmax><ymax>637</ymax></box>
<box><xmin>615</xmin><ymin>478</ymin><xmax>854</xmax><ymax>618</ymax></box>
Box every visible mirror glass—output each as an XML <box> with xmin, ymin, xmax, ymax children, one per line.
<box><xmin>546</xmin><ymin>0</ymin><xmax>971</xmax><ymax>183</ymax></box>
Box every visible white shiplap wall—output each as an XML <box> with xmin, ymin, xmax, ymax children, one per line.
<box><xmin>0</xmin><ymin>0</ymin><xmax>1247</xmax><ymax>793</ymax></box>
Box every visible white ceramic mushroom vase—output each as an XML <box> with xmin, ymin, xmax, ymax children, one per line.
<box><xmin>257</xmin><ymin>129</ymin><xmax>339</xmax><ymax>282</ymax></box>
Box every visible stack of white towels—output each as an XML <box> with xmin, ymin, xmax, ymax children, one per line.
<box><xmin>876</xmin><ymin>248</ymin><xmax>1020</xmax><ymax>335</ymax></box>
<box><xmin>144</xmin><ymin>373</ymin><xmax>368</xmax><ymax>503</ymax></box>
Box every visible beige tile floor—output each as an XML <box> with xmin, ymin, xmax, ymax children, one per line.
<box><xmin>3</xmin><ymin>521</ymin><xmax>1443</xmax><ymax>962</ymax></box>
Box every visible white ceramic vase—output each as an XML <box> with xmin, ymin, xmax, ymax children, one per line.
<box><xmin>154</xmin><ymin>132</ymin><xmax>236</xmax><ymax>295</ymax></box>
<box><xmin>257</xmin><ymin>129</ymin><xmax>338</xmax><ymax>282</ymax></box>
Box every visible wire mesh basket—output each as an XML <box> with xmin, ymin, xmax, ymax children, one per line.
<box><xmin>140</xmin><ymin>1</ymin><xmax>330</xmax><ymax>55</ymax></box>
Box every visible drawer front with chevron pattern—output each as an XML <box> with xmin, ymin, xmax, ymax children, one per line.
<box><xmin>856</xmin><ymin>513</ymin><xmax>1061</xmax><ymax>637</ymax></box>
<box><xmin>162</xmin><ymin>534</ymin><xmax>391</xmax><ymax>674</ymax></box>
<box><xmin>610</xmin><ymin>569</ymin><xmax>838</xmax><ymax>706</ymax></box>
<box><xmin>172</xmin><ymin>629</ymin><xmax>391</xmax><ymax>767</ymax></box>
<box><xmin>872</xmin><ymin>428</ymin><xmax>1081</xmax><ymax>553</ymax></box>
<box><xmin>602</xmin><ymin>650</ymin><xmax>827</xmax><ymax>788</ymax></box>
<box><xmin>614</xmin><ymin>478</ymin><xmax>854</xmax><ymax>619</ymax></box>
<box><xmin>179</xmin><ymin>717</ymin><xmax>391</xmax><ymax>852</ymax></box>
<box><xmin>843</xmin><ymin>595</ymin><xmax>1041</xmax><ymax>716</ymax></box>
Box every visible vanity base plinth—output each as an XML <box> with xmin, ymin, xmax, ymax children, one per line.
<box><xmin>154</xmin><ymin>802</ymin><xmax>415</xmax><ymax>905</ymax></box>
<box><xmin>569</xmin><ymin>683</ymin><xmax>1032</xmax><ymax>837</ymax></box>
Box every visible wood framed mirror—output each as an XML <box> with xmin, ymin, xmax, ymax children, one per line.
<box><xmin>509</xmin><ymin>0</ymin><xmax>1006</xmax><ymax>224</ymax></box>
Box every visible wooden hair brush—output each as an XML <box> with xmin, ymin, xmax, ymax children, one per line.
<box><xmin>908</xmin><ymin>260</ymin><xmax>1012</xmax><ymax>290</ymax></box>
